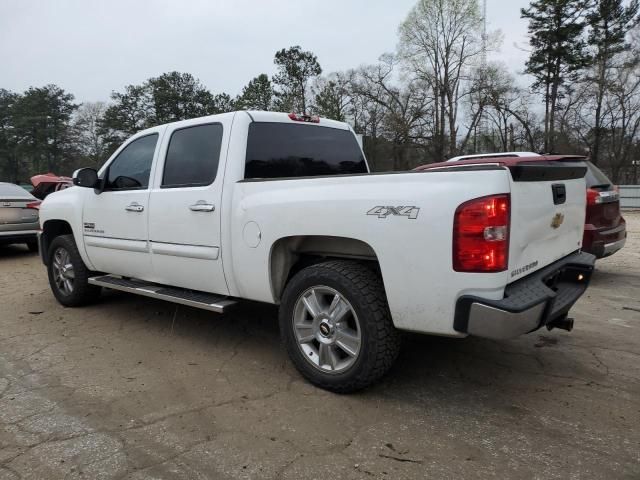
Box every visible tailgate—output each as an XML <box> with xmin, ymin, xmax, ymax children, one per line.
<box><xmin>508</xmin><ymin>162</ymin><xmax>587</xmax><ymax>282</ymax></box>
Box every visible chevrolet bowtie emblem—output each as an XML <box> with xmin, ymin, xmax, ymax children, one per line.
<box><xmin>551</xmin><ymin>212</ymin><xmax>565</xmax><ymax>229</ymax></box>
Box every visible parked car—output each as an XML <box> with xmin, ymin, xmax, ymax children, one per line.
<box><xmin>422</xmin><ymin>153</ymin><xmax>627</xmax><ymax>259</ymax></box>
<box><xmin>30</xmin><ymin>173</ymin><xmax>73</xmax><ymax>200</ymax></box>
<box><xmin>38</xmin><ymin>112</ymin><xmax>595</xmax><ymax>392</ymax></box>
<box><xmin>0</xmin><ymin>182</ymin><xmax>41</xmax><ymax>251</ymax></box>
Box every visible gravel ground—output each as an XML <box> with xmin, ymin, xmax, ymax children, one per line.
<box><xmin>0</xmin><ymin>213</ymin><xmax>638</xmax><ymax>479</ymax></box>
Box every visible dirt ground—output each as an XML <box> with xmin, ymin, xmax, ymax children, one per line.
<box><xmin>0</xmin><ymin>214</ymin><xmax>639</xmax><ymax>480</ymax></box>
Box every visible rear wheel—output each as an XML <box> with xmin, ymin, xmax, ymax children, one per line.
<box><xmin>47</xmin><ymin>235</ymin><xmax>101</xmax><ymax>307</ymax></box>
<box><xmin>279</xmin><ymin>260</ymin><xmax>401</xmax><ymax>393</ymax></box>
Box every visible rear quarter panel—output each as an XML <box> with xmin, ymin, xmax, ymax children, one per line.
<box><xmin>227</xmin><ymin>170</ymin><xmax>512</xmax><ymax>336</ymax></box>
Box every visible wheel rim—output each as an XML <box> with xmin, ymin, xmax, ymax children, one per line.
<box><xmin>52</xmin><ymin>247</ymin><xmax>75</xmax><ymax>295</ymax></box>
<box><xmin>292</xmin><ymin>286</ymin><xmax>362</xmax><ymax>374</ymax></box>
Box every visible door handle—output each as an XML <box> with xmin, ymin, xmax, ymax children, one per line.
<box><xmin>189</xmin><ymin>202</ymin><xmax>215</xmax><ymax>212</ymax></box>
<box><xmin>125</xmin><ymin>203</ymin><xmax>144</xmax><ymax>212</ymax></box>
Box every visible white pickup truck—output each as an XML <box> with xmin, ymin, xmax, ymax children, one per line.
<box><xmin>39</xmin><ymin>111</ymin><xmax>595</xmax><ymax>392</ymax></box>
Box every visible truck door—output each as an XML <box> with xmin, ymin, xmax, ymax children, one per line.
<box><xmin>82</xmin><ymin>132</ymin><xmax>161</xmax><ymax>279</ymax></box>
<box><xmin>147</xmin><ymin>119</ymin><xmax>230</xmax><ymax>295</ymax></box>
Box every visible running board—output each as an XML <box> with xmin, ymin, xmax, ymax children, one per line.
<box><xmin>88</xmin><ymin>275</ymin><xmax>237</xmax><ymax>313</ymax></box>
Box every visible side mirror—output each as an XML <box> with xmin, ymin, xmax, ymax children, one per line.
<box><xmin>73</xmin><ymin>168</ymin><xmax>99</xmax><ymax>188</ymax></box>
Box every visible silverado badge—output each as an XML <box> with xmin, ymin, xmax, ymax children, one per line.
<box><xmin>551</xmin><ymin>212</ymin><xmax>565</xmax><ymax>229</ymax></box>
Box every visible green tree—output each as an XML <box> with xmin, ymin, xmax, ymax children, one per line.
<box><xmin>521</xmin><ymin>0</ymin><xmax>591</xmax><ymax>152</ymax></box>
<box><xmin>98</xmin><ymin>84</ymin><xmax>153</xmax><ymax>153</ymax></box>
<box><xmin>147</xmin><ymin>71</ymin><xmax>215</xmax><ymax>124</ymax></box>
<box><xmin>235</xmin><ymin>74</ymin><xmax>273</xmax><ymax>110</ymax></box>
<box><xmin>273</xmin><ymin>46</ymin><xmax>322</xmax><ymax>112</ymax></box>
<box><xmin>98</xmin><ymin>72</ymin><xmax>230</xmax><ymax>154</ymax></box>
<box><xmin>0</xmin><ymin>89</ymin><xmax>20</xmax><ymax>181</ymax></box>
<box><xmin>12</xmin><ymin>85</ymin><xmax>77</xmax><ymax>175</ymax></box>
<box><xmin>586</xmin><ymin>0</ymin><xmax>639</xmax><ymax>165</ymax></box>
<box><xmin>211</xmin><ymin>93</ymin><xmax>234</xmax><ymax>113</ymax></box>
<box><xmin>313</xmin><ymin>75</ymin><xmax>350</xmax><ymax>121</ymax></box>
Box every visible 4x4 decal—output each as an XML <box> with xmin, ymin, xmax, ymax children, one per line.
<box><xmin>367</xmin><ymin>206</ymin><xmax>420</xmax><ymax>220</ymax></box>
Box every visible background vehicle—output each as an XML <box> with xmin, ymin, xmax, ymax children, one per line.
<box><xmin>423</xmin><ymin>153</ymin><xmax>627</xmax><ymax>259</ymax></box>
<box><xmin>582</xmin><ymin>162</ymin><xmax>626</xmax><ymax>258</ymax></box>
<box><xmin>30</xmin><ymin>173</ymin><xmax>73</xmax><ymax>200</ymax></box>
<box><xmin>0</xmin><ymin>182</ymin><xmax>41</xmax><ymax>251</ymax></box>
<box><xmin>446</xmin><ymin>152</ymin><xmax>540</xmax><ymax>162</ymax></box>
<box><xmin>38</xmin><ymin>112</ymin><xmax>595</xmax><ymax>392</ymax></box>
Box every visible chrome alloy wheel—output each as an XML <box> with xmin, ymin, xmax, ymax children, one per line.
<box><xmin>292</xmin><ymin>286</ymin><xmax>362</xmax><ymax>374</ymax></box>
<box><xmin>52</xmin><ymin>247</ymin><xmax>75</xmax><ymax>295</ymax></box>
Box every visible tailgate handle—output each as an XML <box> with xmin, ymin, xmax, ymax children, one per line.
<box><xmin>552</xmin><ymin>184</ymin><xmax>566</xmax><ymax>205</ymax></box>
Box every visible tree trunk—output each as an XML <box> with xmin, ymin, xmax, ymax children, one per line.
<box><xmin>544</xmin><ymin>79</ymin><xmax>551</xmax><ymax>152</ymax></box>
<box><xmin>592</xmin><ymin>59</ymin><xmax>607</xmax><ymax>166</ymax></box>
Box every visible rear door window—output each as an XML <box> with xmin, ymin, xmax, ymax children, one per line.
<box><xmin>245</xmin><ymin>123</ymin><xmax>367</xmax><ymax>179</ymax></box>
<box><xmin>162</xmin><ymin>123</ymin><xmax>223</xmax><ymax>188</ymax></box>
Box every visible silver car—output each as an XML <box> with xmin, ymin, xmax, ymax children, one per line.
<box><xmin>0</xmin><ymin>182</ymin><xmax>40</xmax><ymax>252</ymax></box>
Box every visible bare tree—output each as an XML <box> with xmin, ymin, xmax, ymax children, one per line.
<box><xmin>72</xmin><ymin>102</ymin><xmax>109</xmax><ymax>168</ymax></box>
<box><xmin>348</xmin><ymin>56</ymin><xmax>432</xmax><ymax>170</ymax></box>
<box><xmin>399</xmin><ymin>0</ymin><xmax>484</xmax><ymax>158</ymax></box>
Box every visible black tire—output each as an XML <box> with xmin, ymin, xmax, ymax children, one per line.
<box><xmin>279</xmin><ymin>260</ymin><xmax>401</xmax><ymax>393</ymax></box>
<box><xmin>47</xmin><ymin>234</ymin><xmax>101</xmax><ymax>307</ymax></box>
<box><xmin>26</xmin><ymin>239</ymin><xmax>39</xmax><ymax>253</ymax></box>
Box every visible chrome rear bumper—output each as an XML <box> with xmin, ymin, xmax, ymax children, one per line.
<box><xmin>454</xmin><ymin>251</ymin><xmax>596</xmax><ymax>340</ymax></box>
<box><xmin>603</xmin><ymin>237</ymin><xmax>626</xmax><ymax>257</ymax></box>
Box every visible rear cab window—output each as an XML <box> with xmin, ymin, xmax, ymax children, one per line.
<box><xmin>244</xmin><ymin>123</ymin><xmax>367</xmax><ymax>179</ymax></box>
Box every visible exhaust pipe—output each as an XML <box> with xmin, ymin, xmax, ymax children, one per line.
<box><xmin>546</xmin><ymin>316</ymin><xmax>574</xmax><ymax>332</ymax></box>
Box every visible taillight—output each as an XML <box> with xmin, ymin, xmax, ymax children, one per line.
<box><xmin>288</xmin><ymin>112</ymin><xmax>320</xmax><ymax>123</ymax></box>
<box><xmin>453</xmin><ymin>194</ymin><xmax>510</xmax><ymax>273</ymax></box>
<box><xmin>26</xmin><ymin>201</ymin><xmax>41</xmax><ymax>210</ymax></box>
<box><xmin>587</xmin><ymin>187</ymin><xmax>619</xmax><ymax>205</ymax></box>
<box><xmin>586</xmin><ymin>188</ymin><xmax>602</xmax><ymax>205</ymax></box>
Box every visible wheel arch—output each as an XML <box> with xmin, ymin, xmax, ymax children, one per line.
<box><xmin>269</xmin><ymin>235</ymin><xmax>382</xmax><ymax>302</ymax></box>
<box><xmin>40</xmin><ymin>219</ymin><xmax>73</xmax><ymax>265</ymax></box>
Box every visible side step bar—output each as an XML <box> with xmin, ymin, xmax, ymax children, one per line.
<box><xmin>88</xmin><ymin>275</ymin><xmax>237</xmax><ymax>313</ymax></box>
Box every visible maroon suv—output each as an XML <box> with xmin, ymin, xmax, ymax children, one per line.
<box><xmin>582</xmin><ymin>161</ymin><xmax>626</xmax><ymax>258</ymax></box>
<box><xmin>415</xmin><ymin>155</ymin><xmax>626</xmax><ymax>259</ymax></box>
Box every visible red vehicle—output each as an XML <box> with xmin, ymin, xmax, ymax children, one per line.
<box><xmin>582</xmin><ymin>161</ymin><xmax>626</xmax><ymax>258</ymax></box>
<box><xmin>30</xmin><ymin>173</ymin><xmax>73</xmax><ymax>200</ymax></box>
<box><xmin>415</xmin><ymin>154</ymin><xmax>626</xmax><ymax>259</ymax></box>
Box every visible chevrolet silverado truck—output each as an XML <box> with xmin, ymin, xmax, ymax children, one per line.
<box><xmin>38</xmin><ymin>111</ymin><xmax>595</xmax><ymax>392</ymax></box>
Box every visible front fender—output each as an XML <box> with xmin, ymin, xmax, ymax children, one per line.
<box><xmin>40</xmin><ymin>187</ymin><xmax>96</xmax><ymax>271</ymax></box>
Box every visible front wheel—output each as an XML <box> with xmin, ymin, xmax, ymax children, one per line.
<box><xmin>47</xmin><ymin>234</ymin><xmax>101</xmax><ymax>307</ymax></box>
<box><xmin>279</xmin><ymin>260</ymin><xmax>401</xmax><ymax>393</ymax></box>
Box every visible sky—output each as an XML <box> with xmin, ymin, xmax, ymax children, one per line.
<box><xmin>0</xmin><ymin>0</ymin><xmax>533</xmax><ymax>103</ymax></box>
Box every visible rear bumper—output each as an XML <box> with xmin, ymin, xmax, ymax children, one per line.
<box><xmin>582</xmin><ymin>221</ymin><xmax>627</xmax><ymax>258</ymax></box>
<box><xmin>0</xmin><ymin>229</ymin><xmax>39</xmax><ymax>244</ymax></box>
<box><xmin>454</xmin><ymin>251</ymin><xmax>595</xmax><ymax>340</ymax></box>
